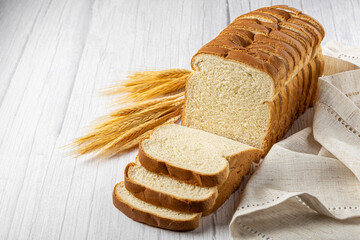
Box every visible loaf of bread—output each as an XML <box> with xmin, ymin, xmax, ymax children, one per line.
<box><xmin>183</xmin><ymin>5</ymin><xmax>324</xmax><ymax>153</ymax></box>
<box><xmin>138</xmin><ymin>124</ymin><xmax>262</xmax><ymax>187</ymax></box>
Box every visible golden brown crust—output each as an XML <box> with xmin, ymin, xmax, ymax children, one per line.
<box><xmin>310</xmin><ymin>52</ymin><xmax>324</xmax><ymax>106</ymax></box>
<box><xmin>280</xmin><ymin>28</ymin><xmax>311</xmax><ymax>54</ymax></box>
<box><xmin>278</xmin><ymin>21</ymin><xmax>316</xmax><ymax>50</ymax></box>
<box><xmin>287</xmin><ymin>17</ymin><xmax>323</xmax><ymax>45</ymax></box>
<box><xmin>191</xmin><ymin>5</ymin><xmax>324</xmax><ymax>95</ymax></box>
<box><xmin>247</xmin><ymin>42</ymin><xmax>295</xmax><ymax>78</ymax></box>
<box><xmin>236</xmin><ymin>12</ymin><xmax>280</xmax><ymax>23</ymax></box>
<box><xmin>113</xmin><ymin>183</ymin><xmax>201</xmax><ymax>231</ymax></box>
<box><xmin>262</xmin><ymin>54</ymin><xmax>323</xmax><ymax>153</ymax></box>
<box><xmin>253</xmin><ymin>34</ymin><xmax>301</xmax><ymax>66</ymax></box>
<box><xmin>270</xmin><ymin>5</ymin><xmax>302</xmax><ymax>15</ymax></box>
<box><xmin>269</xmin><ymin>29</ymin><xmax>307</xmax><ymax>61</ymax></box>
<box><xmin>227</xmin><ymin>19</ymin><xmax>272</xmax><ymax>35</ymax></box>
<box><xmin>270</xmin><ymin>5</ymin><xmax>325</xmax><ymax>36</ymax></box>
<box><xmin>300</xmin><ymin>61</ymin><xmax>311</xmax><ymax>114</ymax></box>
<box><xmin>124</xmin><ymin>163</ymin><xmax>218</xmax><ymax>213</ymax></box>
<box><xmin>307</xmin><ymin>59</ymin><xmax>317</xmax><ymax>108</ymax></box>
<box><xmin>256</xmin><ymin>8</ymin><xmax>291</xmax><ymax>21</ymax></box>
<box><xmin>138</xmin><ymin>139</ymin><xmax>229</xmax><ymax>187</ymax></box>
<box><xmin>219</xmin><ymin>29</ymin><xmax>254</xmax><ymax>44</ymax></box>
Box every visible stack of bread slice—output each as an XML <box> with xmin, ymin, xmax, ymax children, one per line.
<box><xmin>113</xmin><ymin>124</ymin><xmax>262</xmax><ymax>231</ymax></box>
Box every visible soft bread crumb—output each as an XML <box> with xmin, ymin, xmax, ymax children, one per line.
<box><xmin>184</xmin><ymin>54</ymin><xmax>273</xmax><ymax>149</ymax></box>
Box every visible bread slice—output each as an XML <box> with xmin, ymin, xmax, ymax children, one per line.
<box><xmin>113</xmin><ymin>182</ymin><xmax>201</xmax><ymax>231</ymax></box>
<box><xmin>139</xmin><ymin>124</ymin><xmax>262</xmax><ymax>187</ymax></box>
<box><xmin>124</xmin><ymin>161</ymin><xmax>218</xmax><ymax>213</ymax></box>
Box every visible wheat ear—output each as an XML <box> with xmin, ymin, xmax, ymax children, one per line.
<box><xmin>96</xmin><ymin>111</ymin><xmax>182</xmax><ymax>158</ymax></box>
<box><xmin>104</xmin><ymin>69</ymin><xmax>191</xmax><ymax>101</ymax></box>
<box><xmin>73</xmin><ymin>93</ymin><xmax>184</xmax><ymax>147</ymax></box>
<box><xmin>71</xmin><ymin>94</ymin><xmax>184</xmax><ymax>157</ymax></box>
<box><xmin>71</xmin><ymin>68</ymin><xmax>191</xmax><ymax>157</ymax></box>
<box><xmin>104</xmin><ymin>114</ymin><xmax>181</xmax><ymax>155</ymax></box>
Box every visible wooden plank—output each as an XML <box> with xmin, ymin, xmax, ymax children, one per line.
<box><xmin>0</xmin><ymin>0</ymin><xmax>47</xmax><ymax>104</ymax></box>
<box><xmin>0</xmin><ymin>0</ymin><xmax>94</xmax><ymax>239</ymax></box>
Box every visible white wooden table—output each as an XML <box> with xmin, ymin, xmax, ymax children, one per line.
<box><xmin>1</xmin><ymin>0</ymin><xmax>359</xmax><ymax>239</ymax></box>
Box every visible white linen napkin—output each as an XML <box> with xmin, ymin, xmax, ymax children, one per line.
<box><xmin>229</xmin><ymin>41</ymin><xmax>360</xmax><ymax>239</ymax></box>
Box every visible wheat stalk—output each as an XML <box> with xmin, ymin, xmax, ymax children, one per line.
<box><xmin>110</xmin><ymin>92</ymin><xmax>184</xmax><ymax>117</ymax></box>
<box><xmin>111</xmin><ymin>115</ymin><xmax>181</xmax><ymax>154</ymax></box>
<box><xmin>74</xmin><ymin>94</ymin><xmax>184</xmax><ymax>144</ymax></box>
<box><xmin>71</xmin><ymin>93</ymin><xmax>184</xmax><ymax>157</ymax></box>
<box><xmin>70</xmin><ymin>68</ymin><xmax>191</xmax><ymax>158</ymax></box>
<box><xmin>104</xmin><ymin>69</ymin><xmax>191</xmax><ymax>101</ymax></box>
<box><xmin>74</xmin><ymin>104</ymin><xmax>183</xmax><ymax>155</ymax></box>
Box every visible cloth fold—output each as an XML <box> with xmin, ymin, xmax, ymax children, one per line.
<box><xmin>230</xmin><ymin>41</ymin><xmax>360</xmax><ymax>239</ymax></box>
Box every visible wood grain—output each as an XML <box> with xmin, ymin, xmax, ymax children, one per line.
<box><xmin>0</xmin><ymin>0</ymin><xmax>359</xmax><ymax>239</ymax></box>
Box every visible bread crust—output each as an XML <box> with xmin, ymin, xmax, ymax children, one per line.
<box><xmin>113</xmin><ymin>183</ymin><xmax>201</xmax><ymax>231</ymax></box>
<box><xmin>254</xmin><ymin>34</ymin><xmax>301</xmax><ymax>68</ymax></box>
<box><xmin>263</xmin><ymin>54</ymin><xmax>324</xmax><ymax>152</ymax></box>
<box><xmin>124</xmin><ymin>163</ymin><xmax>218</xmax><ymax>213</ymax></box>
<box><xmin>270</xmin><ymin>5</ymin><xmax>325</xmax><ymax>36</ymax></box>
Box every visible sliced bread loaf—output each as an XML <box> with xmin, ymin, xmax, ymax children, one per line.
<box><xmin>182</xmin><ymin>6</ymin><xmax>324</xmax><ymax>153</ymax></box>
<box><xmin>113</xmin><ymin>182</ymin><xmax>201</xmax><ymax>231</ymax></box>
<box><xmin>125</xmin><ymin>161</ymin><xmax>218</xmax><ymax>213</ymax></box>
<box><xmin>139</xmin><ymin>124</ymin><xmax>262</xmax><ymax>187</ymax></box>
